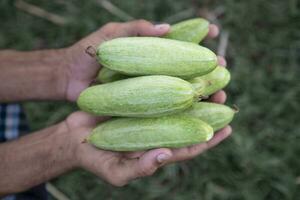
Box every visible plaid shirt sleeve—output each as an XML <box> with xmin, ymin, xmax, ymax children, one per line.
<box><xmin>0</xmin><ymin>103</ymin><xmax>29</xmax><ymax>142</ymax></box>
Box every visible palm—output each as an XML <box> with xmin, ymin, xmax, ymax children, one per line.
<box><xmin>66</xmin><ymin>111</ymin><xmax>231</xmax><ymax>186</ymax></box>
<box><xmin>65</xmin><ymin>21</ymin><xmax>169</xmax><ymax>101</ymax></box>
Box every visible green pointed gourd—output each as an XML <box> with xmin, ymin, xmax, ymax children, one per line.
<box><xmin>87</xmin><ymin>115</ymin><xmax>213</xmax><ymax>151</ymax></box>
<box><xmin>78</xmin><ymin>75</ymin><xmax>205</xmax><ymax>117</ymax></box>
<box><xmin>96</xmin><ymin>18</ymin><xmax>211</xmax><ymax>83</ymax></box>
<box><xmin>96</xmin><ymin>67</ymin><xmax>128</xmax><ymax>83</ymax></box>
<box><xmin>182</xmin><ymin>102</ymin><xmax>235</xmax><ymax>131</ymax></box>
<box><xmin>189</xmin><ymin>66</ymin><xmax>231</xmax><ymax>97</ymax></box>
<box><xmin>164</xmin><ymin>18</ymin><xmax>210</xmax><ymax>44</ymax></box>
<box><xmin>97</xmin><ymin>37</ymin><xmax>217</xmax><ymax>79</ymax></box>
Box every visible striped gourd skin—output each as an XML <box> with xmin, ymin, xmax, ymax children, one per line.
<box><xmin>96</xmin><ymin>67</ymin><xmax>128</xmax><ymax>83</ymax></box>
<box><xmin>164</xmin><ymin>18</ymin><xmax>210</xmax><ymax>44</ymax></box>
<box><xmin>97</xmin><ymin>37</ymin><xmax>217</xmax><ymax>78</ymax></box>
<box><xmin>182</xmin><ymin>102</ymin><xmax>235</xmax><ymax>131</ymax></box>
<box><xmin>87</xmin><ymin>116</ymin><xmax>213</xmax><ymax>151</ymax></box>
<box><xmin>77</xmin><ymin>75</ymin><xmax>196</xmax><ymax>117</ymax></box>
<box><xmin>189</xmin><ymin>66</ymin><xmax>231</xmax><ymax>96</ymax></box>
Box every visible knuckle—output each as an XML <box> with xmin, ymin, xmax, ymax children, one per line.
<box><xmin>103</xmin><ymin>22</ymin><xmax>121</xmax><ymax>30</ymax></box>
<box><xmin>105</xmin><ymin>170</ymin><xmax>129</xmax><ymax>187</ymax></box>
<box><xmin>133</xmin><ymin>19</ymin><xmax>151</xmax><ymax>27</ymax></box>
<box><xmin>138</xmin><ymin>166</ymin><xmax>156</xmax><ymax>177</ymax></box>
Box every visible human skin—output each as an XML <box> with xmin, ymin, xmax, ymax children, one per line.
<box><xmin>0</xmin><ymin>20</ymin><xmax>231</xmax><ymax>195</ymax></box>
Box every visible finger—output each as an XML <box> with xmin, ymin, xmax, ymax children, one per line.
<box><xmin>209</xmin><ymin>90</ymin><xmax>227</xmax><ymax>104</ymax></box>
<box><xmin>206</xmin><ymin>126</ymin><xmax>232</xmax><ymax>147</ymax></box>
<box><xmin>167</xmin><ymin>126</ymin><xmax>232</xmax><ymax>163</ymax></box>
<box><xmin>217</xmin><ymin>56</ymin><xmax>227</xmax><ymax>67</ymax></box>
<box><xmin>124</xmin><ymin>151</ymin><xmax>146</xmax><ymax>159</ymax></box>
<box><xmin>207</xmin><ymin>24</ymin><xmax>219</xmax><ymax>38</ymax></box>
<box><xmin>120</xmin><ymin>148</ymin><xmax>172</xmax><ymax>181</ymax></box>
<box><xmin>122</xmin><ymin>19</ymin><xmax>170</xmax><ymax>36</ymax></box>
<box><xmin>67</xmin><ymin>111</ymin><xmax>110</xmax><ymax>127</ymax></box>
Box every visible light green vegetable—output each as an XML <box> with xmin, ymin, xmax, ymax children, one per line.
<box><xmin>87</xmin><ymin>115</ymin><xmax>213</xmax><ymax>151</ymax></box>
<box><xmin>97</xmin><ymin>37</ymin><xmax>217</xmax><ymax>79</ymax></box>
<box><xmin>78</xmin><ymin>75</ymin><xmax>205</xmax><ymax>117</ymax></box>
<box><xmin>96</xmin><ymin>67</ymin><xmax>128</xmax><ymax>83</ymax></box>
<box><xmin>164</xmin><ymin>18</ymin><xmax>210</xmax><ymax>44</ymax></box>
<box><xmin>182</xmin><ymin>102</ymin><xmax>235</xmax><ymax>131</ymax></box>
<box><xmin>189</xmin><ymin>66</ymin><xmax>231</xmax><ymax>96</ymax></box>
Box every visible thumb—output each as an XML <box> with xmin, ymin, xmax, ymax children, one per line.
<box><xmin>125</xmin><ymin>148</ymin><xmax>172</xmax><ymax>180</ymax></box>
<box><xmin>122</xmin><ymin>20</ymin><xmax>170</xmax><ymax>37</ymax></box>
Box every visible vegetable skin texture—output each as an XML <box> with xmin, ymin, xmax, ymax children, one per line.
<box><xmin>87</xmin><ymin>116</ymin><xmax>213</xmax><ymax>151</ymax></box>
<box><xmin>77</xmin><ymin>75</ymin><xmax>201</xmax><ymax>117</ymax></box>
<box><xmin>97</xmin><ymin>37</ymin><xmax>217</xmax><ymax>79</ymax></box>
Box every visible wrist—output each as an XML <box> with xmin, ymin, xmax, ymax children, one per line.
<box><xmin>63</xmin><ymin>43</ymin><xmax>100</xmax><ymax>102</ymax></box>
<box><xmin>53</xmin><ymin>121</ymin><xmax>80</xmax><ymax>169</ymax></box>
<box><xmin>56</xmin><ymin>47</ymin><xmax>72</xmax><ymax>101</ymax></box>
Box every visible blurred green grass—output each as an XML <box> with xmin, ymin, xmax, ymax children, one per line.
<box><xmin>1</xmin><ymin>0</ymin><xmax>300</xmax><ymax>199</ymax></box>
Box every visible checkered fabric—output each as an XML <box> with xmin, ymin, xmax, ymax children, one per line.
<box><xmin>1</xmin><ymin>103</ymin><xmax>47</xmax><ymax>200</ymax></box>
<box><xmin>0</xmin><ymin>104</ymin><xmax>29</xmax><ymax>143</ymax></box>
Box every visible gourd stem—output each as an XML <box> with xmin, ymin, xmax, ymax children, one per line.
<box><xmin>191</xmin><ymin>80</ymin><xmax>207</xmax><ymax>98</ymax></box>
<box><xmin>232</xmin><ymin>104</ymin><xmax>239</xmax><ymax>113</ymax></box>
<box><xmin>85</xmin><ymin>46</ymin><xmax>97</xmax><ymax>57</ymax></box>
<box><xmin>81</xmin><ymin>138</ymin><xmax>87</xmax><ymax>144</ymax></box>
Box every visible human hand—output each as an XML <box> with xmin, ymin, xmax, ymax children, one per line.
<box><xmin>66</xmin><ymin>56</ymin><xmax>232</xmax><ymax>187</ymax></box>
<box><xmin>64</xmin><ymin>20</ymin><xmax>170</xmax><ymax>101</ymax></box>
<box><xmin>64</xmin><ymin>20</ymin><xmax>231</xmax><ymax>186</ymax></box>
<box><xmin>66</xmin><ymin>110</ymin><xmax>231</xmax><ymax>187</ymax></box>
<box><xmin>63</xmin><ymin>20</ymin><xmax>224</xmax><ymax>102</ymax></box>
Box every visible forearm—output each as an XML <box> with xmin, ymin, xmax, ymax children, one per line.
<box><xmin>0</xmin><ymin>49</ymin><xmax>68</xmax><ymax>102</ymax></box>
<box><xmin>0</xmin><ymin>122</ymin><xmax>77</xmax><ymax>195</ymax></box>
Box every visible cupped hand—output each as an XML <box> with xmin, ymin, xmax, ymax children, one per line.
<box><xmin>64</xmin><ymin>20</ymin><xmax>232</xmax><ymax>186</ymax></box>
<box><xmin>67</xmin><ymin>112</ymin><xmax>231</xmax><ymax>187</ymax></box>
<box><xmin>64</xmin><ymin>20</ymin><xmax>225</xmax><ymax>102</ymax></box>
<box><xmin>64</xmin><ymin>20</ymin><xmax>171</xmax><ymax>101</ymax></box>
<box><xmin>66</xmin><ymin>52</ymin><xmax>231</xmax><ymax>187</ymax></box>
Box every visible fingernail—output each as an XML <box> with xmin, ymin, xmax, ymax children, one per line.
<box><xmin>156</xmin><ymin>153</ymin><xmax>171</xmax><ymax>163</ymax></box>
<box><xmin>154</xmin><ymin>24</ymin><xmax>170</xmax><ymax>31</ymax></box>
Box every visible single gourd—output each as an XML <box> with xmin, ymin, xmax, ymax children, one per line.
<box><xmin>188</xmin><ymin>66</ymin><xmax>231</xmax><ymax>97</ymax></box>
<box><xmin>96</xmin><ymin>18</ymin><xmax>211</xmax><ymax>83</ymax></box>
<box><xmin>182</xmin><ymin>102</ymin><xmax>235</xmax><ymax>131</ymax></box>
<box><xmin>77</xmin><ymin>75</ymin><xmax>205</xmax><ymax>117</ymax></box>
<box><xmin>87</xmin><ymin>115</ymin><xmax>213</xmax><ymax>151</ymax></box>
<box><xmin>96</xmin><ymin>67</ymin><xmax>128</xmax><ymax>83</ymax></box>
<box><xmin>97</xmin><ymin>37</ymin><xmax>217</xmax><ymax>79</ymax></box>
<box><xmin>164</xmin><ymin>18</ymin><xmax>210</xmax><ymax>44</ymax></box>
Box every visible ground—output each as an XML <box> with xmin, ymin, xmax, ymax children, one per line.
<box><xmin>0</xmin><ymin>0</ymin><xmax>299</xmax><ymax>199</ymax></box>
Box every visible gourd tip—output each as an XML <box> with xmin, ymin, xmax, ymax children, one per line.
<box><xmin>232</xmin><ymin>104</ymin><xmax>239</xmax><ymax>113</ymax></box>
<box><xmin>81</xmin><ymin>138</ymin><xmax>88</xmax><ymax>144</ymax></box>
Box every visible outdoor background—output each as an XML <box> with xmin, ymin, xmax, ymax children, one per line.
<box><xmin>1</xmin><ymin>0</ymin><xmax>300</xmax><ymax>199</ymax></box>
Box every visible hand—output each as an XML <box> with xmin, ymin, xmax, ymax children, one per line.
<box><xmin>64</xmin><ymin>20</ymin><xmax>171</xmax><ymax>101</ymax></box>
<box><xmin>66</xmin><ymin>55</ymin><xmax>231</xmax><ymax>187</ymax></box>
<box><xmin>64</xmin><ymin>20</ymin><xmax>231</xmax><ymax>186</ymax></box>
<box><xmin>63</xmin><ymin>20</ymin><xmax>226</xmax><ymax>102</ymax></box>
<box><xmin>67</xmin><ymin>112</ymin><xmax>231</xmax><ymax>187</ymax></box>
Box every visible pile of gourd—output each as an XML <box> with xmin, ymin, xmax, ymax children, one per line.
<box><xmin>77</xmin><ymin>18</ymin><xmax>236</xmax><ymax>151</ymax></box>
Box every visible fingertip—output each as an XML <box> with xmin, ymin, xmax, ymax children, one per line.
<box><xmin>154</xmin><ymin>24</ymin><xmax>171</xmax><ymax>35</ymax></box>
<box><xmin>206</xmin><ymin>126</ymin><xmax>232</xmax><ymax>148</ymax></box>
<box><xmin>217</xmin><ymin>56</ymin><xmax>227</xmax><ymax>67</ymax></box>
<box><xmin>209</xmin><ymin>90</ymin><xmax>227</xmax><ymax>104</ymax></box>
<box><xmin>156</xmin><ymin>153</ymin><xmax>172</xmax><ymax>164</ymax></box>
<box><xmin>218</xmin><ymin>125</ymin><xmax>232</xmax><ymax>138</ymax></box>
<box><xmin>142</xmin><ymin>148</ymin><xmax>172</xmax><ymax>164</ymax></box>
<box><xmin>208</xmin><ymin>24</ymin><xmax>219</xmax><ymax>38</ymax></box>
